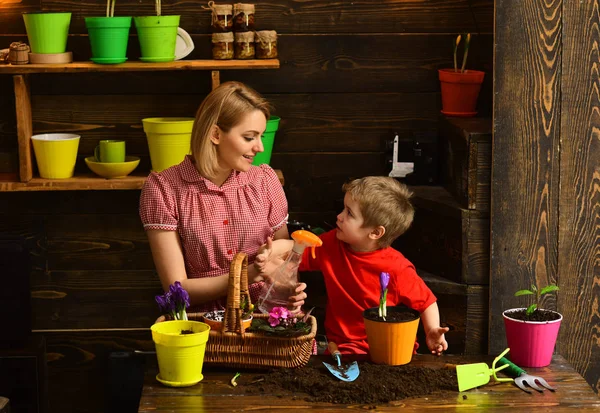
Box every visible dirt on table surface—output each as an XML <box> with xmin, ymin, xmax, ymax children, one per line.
<box><xmin>243</xmin><ymin>362</ymin><xmax>458</xmax><ymax>405</ymax></box>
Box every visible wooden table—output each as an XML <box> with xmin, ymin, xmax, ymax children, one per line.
<box><xmin>138</xmin><ymin>354</ymin><xmax>600</xmax><ymax>412</ymax></box>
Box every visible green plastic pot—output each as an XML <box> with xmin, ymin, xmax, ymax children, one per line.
<box><xmin>23</xmin><ymin>12</ymin><xmax>72</xmax><ymax>54</ymax></box>
<box><xmin>134</xmin><ymin>15</ymin><xmax>180</xmax><ymax>62</ymax></box>
<box><xmin>85</xmin><ymin>16</ymin><xmax>132</xmax><ymax>64</ymax></box>
<box><xmin>252</xmin><ymin>116</ymin><xmax>281</xmax><ymax>166</ymax></box>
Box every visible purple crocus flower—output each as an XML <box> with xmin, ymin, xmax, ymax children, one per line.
<box><xmin>155</xmin><ymin>293</ymin><xmax>173</xmax><ymax>315</ymax></box>
<box><xmin>380</xmin><ymin>272</ymin><xmax>390</xmax><ymax>297</ymax></box>
<box><xmin>379</xmin><ymin>272</ymin><xmax>390</xmax><ymax>319</ymax></box>
<box><xmin>170</xmin><ymin>281</ymin><xmax>190</xmax><ymax>312</ymax></box>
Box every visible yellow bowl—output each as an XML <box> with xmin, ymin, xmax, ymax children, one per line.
<box><xmin>85</xmin><ymin>156</ymin><xmax>140</xmax><ymax>178</ymax></box>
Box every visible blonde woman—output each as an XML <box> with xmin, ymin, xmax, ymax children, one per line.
<box><xmin>140</xmin><ymin>82</ymin><xmax>306</xmax><ymax>312</ymax></box>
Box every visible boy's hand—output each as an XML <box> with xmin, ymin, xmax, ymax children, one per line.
<box><xmin>426</xmin><ymin>326</ymin><xmax>450</xmax><ymax>356</ymax></box>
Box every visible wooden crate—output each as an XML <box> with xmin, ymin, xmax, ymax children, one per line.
<box><xmin>418</xmin><ymin>270</ymin><xmax>488</xmax><ymax>355</ymax></box>
<box><xmin>394</xmin><ymin>186</ymin><xmax>489</xmax><ymax>285</ymax></box>
<box><xmin>440</xmin><ymin>116</ymin><xmax>492</xmax><ymax>212</ymax></box>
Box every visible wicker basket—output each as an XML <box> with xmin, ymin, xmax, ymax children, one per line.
<box><xmin>156</xmin><ymin>252</ymin><xmax>317</xmax><ymax>369</ymax></box>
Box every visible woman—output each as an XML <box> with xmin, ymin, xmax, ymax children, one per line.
<box><xmin>140</xmin><ymin>81</ymin><xmax>306</xmax><ymax>312</ymax></box>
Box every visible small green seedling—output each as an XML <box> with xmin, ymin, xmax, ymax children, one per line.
<box><xmin>514</xmin><ymin>284</ymin><xmax>560</xmax><ymax>316</ymax></box>
<box><xmin>230</xmin><ymin>372</ymin><xmax>241</xmax><ymax>387</ymax></box>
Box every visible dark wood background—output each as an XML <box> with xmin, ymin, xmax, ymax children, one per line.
<box><xmin>18</xmin><ymin>0</ymin><xmax>600</xmax><ymax>411</ymax></box>
<box><xmin>490</xmin><ymin>0</ymin><xmax>600</xmax><ymax>399</ymax></box>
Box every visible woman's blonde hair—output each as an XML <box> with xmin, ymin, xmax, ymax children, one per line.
<box><xmin>191</xmin><ymin>81</ymin><xmax>271</xmax><ymax>179</ymax></box>
<box><xmin>342</xmin><ymin>176</ymin><xmax>414</xmax><ymax>248</ymax></box>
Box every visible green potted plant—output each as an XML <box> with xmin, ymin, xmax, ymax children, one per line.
<box><xmin>134</xmin><ymin>0</ymin><xmax>180</xmax><ymax>62</ymax></box>
<box><xmin>85</xmin><ymin>0</ymin><xmax>132</xmax><ymax>64</ymax></box>
<box><xmin>362</xmin><ymin>272</ymin><xmax>421</xmax><ymax>365</ymax></box>
<box><xmin>438</xmin><ymin>33</ymin><xmax>485</xmax><ymax>117</ymax></box>
<box><xmin>503</xmin><ymin>284</ymin><xmax>561</xmax><ymax>368</ymax></box>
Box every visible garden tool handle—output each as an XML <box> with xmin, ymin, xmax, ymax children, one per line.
<box><xmin>498</xmin><ymin>357</ymin><xmax>526</xmax><ymax>378</ymax></box>
<box><xmin>328</xmin><ymin>342</ymin><xmax>342</xmax><ymax>366</ymax></box>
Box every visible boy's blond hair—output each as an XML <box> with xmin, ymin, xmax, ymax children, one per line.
<box><xmin>191</xmin><ymin>81</ymin><xmax>272</xmax><ymax>180</ymax></box>
<box><xmin>342</xmin><ymin>176</ymin><xmax>414</xmax><ymax>248</ymax></box>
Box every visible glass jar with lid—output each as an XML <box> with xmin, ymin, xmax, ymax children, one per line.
<box><xmin>206</xmin><ymin>1</ymin><xmax>233</xmax><ymax>32</ymax></box>
<box><xmin>255</xmin><ymin>30</ymin><xmax>277</xmax><ymax>59</ymax></box>
<box><xmin>234</xmin><ymin>31</ymin><xmax>255</xmax><ymax>59</ymax></box>
<box><xmin>233</xmin><ymin>3</ymin><xmax>255</xmax><ymax>32</ymax></box>
<box><xmin>212</xmin><ymin>32</ymin><xmax>234</xmax><ymax>60</ymax></box>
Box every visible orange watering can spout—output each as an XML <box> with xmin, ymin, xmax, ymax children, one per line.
<box><xmin>291</xmin><ymin>230</ymin><xmax>323</xmax><ymax>258</ymax></box>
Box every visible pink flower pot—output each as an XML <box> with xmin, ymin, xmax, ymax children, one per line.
<box><xmin>503</xmin><ymin>308</ymin><xmax>562</xmax><ymax>367</ymax></box>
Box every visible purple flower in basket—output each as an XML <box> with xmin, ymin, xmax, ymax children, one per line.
<box><xmin>268</xmin><ymin>306</ymin><xmax>290</xmax><ymax>327</ymax></box>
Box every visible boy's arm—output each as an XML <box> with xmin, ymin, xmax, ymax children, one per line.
<box><xmin>420</xmin><ymin>302</ymin><xmax>450</xmax><ymax>356</ymax></box>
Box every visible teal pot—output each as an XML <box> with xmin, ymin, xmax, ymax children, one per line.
<box><xmin>133</xmin><ymin>16</ymin><xmax>180</xmax><ymax>62</ymax></box>
<box><xmin>85</xmin><ymin>17</ymin><xmax>132</xmax><ymax>64</ymax></box>
<box><xmin>23</xmin><ymin>12</ymin><xmax>72</xmax><ymax>54</ymax></box>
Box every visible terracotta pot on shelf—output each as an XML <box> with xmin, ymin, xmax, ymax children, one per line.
<box><xmin>438</xmin><ymin>68</ymin><xmax>485</xmax><ymax>117</ymax></box>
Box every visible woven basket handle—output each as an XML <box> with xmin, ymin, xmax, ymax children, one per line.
<box><xmin>224</xmin><ymin>252</ymin><xmax>252</xmax><ymax>335</ymax></box>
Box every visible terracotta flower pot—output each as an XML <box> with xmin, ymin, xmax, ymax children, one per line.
<box><xmin>201</xmin><ymin>310</ymin><xmax>252</xmax><ymax>332</ymax></box>
<box><xmin>363</xmin><ymin>306</ymin><xmax>420</xmax><ymax>365</ymax></box>
<box><xmin>438</xmin><ymin>68</ymin><xmax>485</xmax><ymax>117</ymax></box>
<box><xmin>503</xmin><ymin>308</ymin><xmax>562</xmax><ymax>368</ymax></box>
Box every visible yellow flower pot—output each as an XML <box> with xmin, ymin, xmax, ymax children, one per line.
<box><xmin>363</xmin><ymin>306</ymin><xmax>420</xmax><ymax>365</ymax></box>
<box><xmin>151</xmin><ymin>320</ymin><xmax>210</xmax><ymax>387</ymax></box>
<box><xmin>142</xmin><ymin>117</ymin><xmax>195</xmax><ymax>172</ymax></box>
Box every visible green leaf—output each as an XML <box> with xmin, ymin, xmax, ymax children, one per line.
<box><xmin>526</xmin><ymin>304</ymin><xmax>537</xmax><ymax>315</ymax></box>
<box><xmin>514</xmin><ymin>290</ymin><xmax>534</xmax><ymax>296</ymax></box>
<box><xmin>540</xmin><ymin>285</ymin><xmax>560</xmax><ymax>295</ymax></box>
<box><xmin>531</xmin><ymin>284</ymin><xmax>537</xmax><ymax>293</ymax></box>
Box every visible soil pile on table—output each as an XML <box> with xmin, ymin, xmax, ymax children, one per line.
<box><xmin>244</xmin><ymin>362</ymin><xmax>458</xmax><ymax>404</ymax></box>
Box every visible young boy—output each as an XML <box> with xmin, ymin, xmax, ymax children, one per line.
<box><xmin>256</xmin><ymin>176</ymin><xmax>449</xmax><ymax>355</ymax></box>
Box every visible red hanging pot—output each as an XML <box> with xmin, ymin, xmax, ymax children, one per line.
<box><xmin>438</xmin><ymin>69</ymin><xmax>485</xmax><ymax>117</ymax></box>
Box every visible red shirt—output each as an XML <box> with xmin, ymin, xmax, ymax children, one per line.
<box><xmin>299</xmin><ymin>230</ymin><xmax>436</xmax><ymax>354</ymax></box>
<box><xmin>139</xmin><ymin>156</ymin><xmax>288</xmax><ymax>312</ymax></box>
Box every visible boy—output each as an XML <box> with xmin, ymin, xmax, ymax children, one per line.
<box><xmin>256</xmin><ymin>176</ymin><xmax>449</xmax><ymax>355</ymax></box>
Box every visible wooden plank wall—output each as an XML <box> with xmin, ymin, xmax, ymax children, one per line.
<box><xmin>492</xmin><ymin>0</ymin><xmax>600</xmax><ymax>394</ymax></box>
<box><xmin>557</xmin><ymin>1</ymin><xmax>600</xmax><ymax>394</ymax></box>
<box><xmin>0</xmin><ymin>1</ymin><xmax>494</xmax><ymax>411</ymax></box>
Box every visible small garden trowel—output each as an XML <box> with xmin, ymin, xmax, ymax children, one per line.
<box><xmin>322</xmin><ymin>342</ymin><xmax>360</xmax><ymax>382</ymax></box>
<box><xmin>451</xmin><ymin>347</ymin><xmax>513</xmax><ymax>391</ymax></box>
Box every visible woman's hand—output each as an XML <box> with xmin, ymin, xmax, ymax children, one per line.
<box><xmin>255</xmin><ymin>238</ymin><xmax>287</xmax><ymax>279</ymax></box>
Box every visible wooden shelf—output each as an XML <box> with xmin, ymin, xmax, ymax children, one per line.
<box><xmin>0</xmin><ymin>59</ymin><xmax>281</xmax><ymax>191</ymax></box>
<box><xmin>0</xmin><ymin>169</ymin><xmax>284</xmax><ymax>192</ymax></box>
<box><xmin>0</xmin><ymin>59</ymin><xmax>280</xmax><ymax>74</ymax></box>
